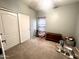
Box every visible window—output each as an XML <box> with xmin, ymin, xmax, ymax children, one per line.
<box><xmin>38</xmin><ymin>17</ymin><xmax>46</xmax><ymax>31</ymax></box>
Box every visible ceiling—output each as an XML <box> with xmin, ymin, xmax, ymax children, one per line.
<box><xmin>22</xmin><ymin>0</ymin><xmax>79</xmax><ymax>12</ymax></box>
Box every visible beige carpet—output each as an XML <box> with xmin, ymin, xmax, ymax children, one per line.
<box><xmin>5</xmin><ymin>38</ymin><xmax>68</xmax><ymax>59</ymax></box>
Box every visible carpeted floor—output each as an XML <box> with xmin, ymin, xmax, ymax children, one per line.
<box><xmin>5</xmin><ymin>38</ymin><xmax>71</xmax><ymax>59</ymax></box>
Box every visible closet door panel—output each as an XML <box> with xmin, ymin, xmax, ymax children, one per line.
<box><xmin>0</xmin><ymin>14</ymin><xmax>7</xmax><ymax>50</ymax></box>
<box><xmin>18</xmin><ymin>13</ymin><xmax>30</xmax><ymax>43</ymax></box>
<box><xmin>2</xmin><ymin>12</ymin><xmax>19</xmax><ymax>50</ymax></box>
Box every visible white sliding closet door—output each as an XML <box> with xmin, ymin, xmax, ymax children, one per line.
<box><xmin>0</xmin><ymin>10</ymin><xmax>19</xmax><ymax>50</ymax></box>
<box><xmin>0</xmin><ymin>14</ymin><xmax>6</xmax><ymax>50</ymax></box>
<box><xmin>18</xmin><ymin>13</ymin><xmax>30</xmax><ymax>43</ymax></box>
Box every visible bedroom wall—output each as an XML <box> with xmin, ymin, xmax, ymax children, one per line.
<box><xmin>37</xmin><ymin>3</ymin><xmax>79</xmax><ymax>47</ymax></box>
<box><xmin>75</xmin><ymin>15</ymin><xmax>79</xmax><ymax>47</ymax></box>
<box><xmin>45</xmin><ymin>4</ymin><xmax>78</xmax><ymax>36</ymax></box>
<box><xmin>75</xmin><ymin>3</ymin><xmax>79</xmax><ymax>47</ymax></box>
<box><xmin>0</xmin><ymin>0</ymin><xmax>36</xmax><ymax>38</ymax></box>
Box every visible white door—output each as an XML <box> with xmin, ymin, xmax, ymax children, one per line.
<box><xmin>0</xmin><ymin>10</ymin><xmax>20</xmax><ymax>50</ymax></box>
<box><xmin>18</xmin><ymin>13</ymin><xmax>30</xmax><ymax>43</ymax></box>
<box><xmin>0</xmin><ymin>14</ymin><xmax>6</xmax><ymax>59</ymax></box>
<box><xmin>0</xmin><ymin>14</ymin><xmax>7</xmax><ymax>50</ymax></box>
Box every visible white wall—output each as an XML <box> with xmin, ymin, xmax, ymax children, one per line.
<box><xmin>75</xmin><ymin>4</ymin><xmax>79</xmax><ymax>47</ymax></box>
<box><xmin>0</xmin><ymin>0</ymin><xmax>36</xmax><ymax>38</ymax></box>
<box><xmin>46</xmin><ymin>4</ymin><xmax>78</xmax><ymax>36</ymax></box>
<box><xmin>75</xmin><ymin>15</ymin><xmax>79</xmax><ymax>47</ymax></box>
